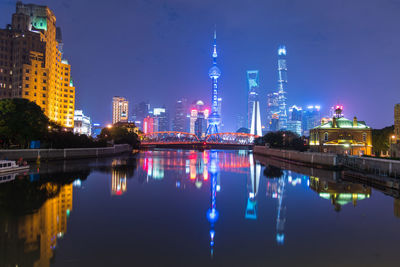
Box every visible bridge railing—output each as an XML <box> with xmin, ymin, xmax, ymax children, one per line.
<box><xmin>140</xmin><ymin>131</ymin><xmax>200</xmax><ymax>144</ymax></box>
<box><xmin>205</xmin><ymin>132</ymin><xmax>259</xmax><ymax>145</ymax></box>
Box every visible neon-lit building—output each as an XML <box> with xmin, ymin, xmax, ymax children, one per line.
<box><xmin>310</xmin><ymin>106</ymin><xmax>372</xmax><ymax>156</ymax></box>
<box><xmin>143</xmin><ymin>116</ymin><xmax>154</xmax><ymax>134</ymax></box>
<box><xmin>189</xmin><ymin>100</ymin><xmax>209</xmax><ymax>134</ymax></box>
<box><xmin>206</xmin><ymin>29</ymin><xmax>221</xmax><ymax>135</ymax></box>
<box><xmin>73</xmin><ymin>110</ymin><xmax>91</xmax><ymax>136</ymax></box>
<box><xmin>112</xmin><ymin>96</ymin><xmax>129</xmax><ymax>124</ymax></box>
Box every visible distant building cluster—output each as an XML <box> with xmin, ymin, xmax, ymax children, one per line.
<box><xmin>0</xmin><ymin>2</ymin><xmax>76</xmax><ymax>128</ymax></box>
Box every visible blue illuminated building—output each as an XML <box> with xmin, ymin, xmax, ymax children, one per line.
<box><xmin>206</xmin><ymin>30</ymin><xmax>221</xmax><ymax>135</ymax></box>
<box><xmin>277</xmin><ymin>45</ymin><xmax>288</xmax><ymax>130</ymax></box>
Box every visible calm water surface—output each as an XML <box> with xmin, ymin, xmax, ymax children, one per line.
<box><xmin>1</xmin><ymin>149</ymin><xmax>400</xmax><ymax>267</ymax></box>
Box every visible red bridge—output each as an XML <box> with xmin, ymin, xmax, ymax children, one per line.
<box><xmin>140</xmin><ymin>131</ymin><xmax>257</xmax><ymax>149</ymax></box>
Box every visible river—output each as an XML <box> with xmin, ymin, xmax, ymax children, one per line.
<box><xmin>0</xmin><ymin>149</ymin><xmax>399</xmax><ymax>266</ymax></box>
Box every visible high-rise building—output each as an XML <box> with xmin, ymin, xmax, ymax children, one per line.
<box><xmin>206</xmin><ymin>30</ymin><xmax>221</xmax><ymax>135</ymax></box>
<box><xmin>277</xmin><ymin>45</ymin><xmax>288</xmax><ymax>130</ymax></box>
<box><xmin>132</xmin><ymin>101</ymin><xmax>150</xmax><ymax>130</ymax></box>
<box><xmin>73</xmin><ymin>110</ymin><xmax>91</xmax><ymax>136</ymax></box>
<box><xmin>0</xmin><ymin>2</ymin><xmax>76</xmax><ymax>127</ymax></box>
<box><xmin>302</xmin><ymin>105</ymin><xmax>321</xmax><ymax>136</ymax></box>
<box><xmin>143</xmin><ymin>115</ymin><xmax>154</xmax><ymax>134</ymax></box>
<box><xmin>287</xmin><ymin>121</ymin><xmax>302</xmax><ymax>136</ymax></box>
<box><xmin>247</xmin><ymin>70</ymin><xmax>262</xmax><ymax>136</ymax></box>
<box><xmin>173</xmin><ymin>98</ymin><xmax>188</xmax><ymax>132</ymax></box>
<box><xmin>190</xmin><ymin>100</ymin><xmax>209</xmax><ymax>134</ymax></box>
<box><xmin>395</xmin><ymin>104</ymin><xmax>400</xmax><ymax>141</ymax></box>
<box><xmin>153</xmin><ymin>107</ymin><xmax>169</xmax><ymax>132</ymax></box>
<box><xmin>194</xmin><ymin>112</ymin><xmax>207</xmax><ymax>138</ymax></box>
<box><xmin>287</xmin><ymin>105</ymin><xmax>303</xmax><ymax>136</ymax></box>
<box><xmin>112</xmin><ymin>96</ymin><xmax>129</xmax><ymax>124</ymax></box>
<box><xmin>266</xmin><ymin>92</ymin><xmax>280</xmax><ymax>131</ymax></box>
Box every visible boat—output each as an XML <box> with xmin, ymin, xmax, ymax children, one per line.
<box><xmin>0</xmin><ymin>160</ymin><xmax>30</xmax><ymax>175</ymax></box>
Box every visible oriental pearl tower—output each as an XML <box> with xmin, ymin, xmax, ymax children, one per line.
<box><xmin>206</xmin><ymin>29</ymin><xmax>221</xmax><ymax>135</ymax></box>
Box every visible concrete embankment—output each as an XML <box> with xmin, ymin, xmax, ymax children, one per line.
<box><xmin>0</xmin><ymin>144</ymin><xmax>132</xmax><ymax>161</ymax></box>
<box><xmin>253</xmin><ymin>146</ymin><xmax>339</xmax><ymax>169</ymax></box>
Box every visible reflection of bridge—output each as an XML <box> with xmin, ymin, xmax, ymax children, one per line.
<box><xmin>140</xmin><ymin>131</ymin><xmax>257</xmax><ymax>149</ymax></box>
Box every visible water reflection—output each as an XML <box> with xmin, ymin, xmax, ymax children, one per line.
<box><xmin>1</xmin><ymin>151</ymin><xmax>400</xmax><ymax>266</ymax></box>
<box><xmin>0</xmin><ymin>182</ymin><xmax>73</xmax><ymax>267</ymax></box>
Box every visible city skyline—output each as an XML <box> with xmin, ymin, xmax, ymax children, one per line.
<box><xmin>1</xmin><ymin>0</ymin><xmax>399</xmax><ymax>131</ymax></box>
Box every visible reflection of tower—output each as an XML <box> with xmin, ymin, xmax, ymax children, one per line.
<box><xmin>206</xmin><ymin>29</ymin><xmax>221</xmax><ymax>135</ymax></box>
<box><xmin>206</xmin><ymin>151</ymin><xmax>219</xmax><ymax>258</ymax></box>
<box><xmin>245</xmin><ymin>153</ymin><xmax>261</xmax><ymax>220</ymax></box>
<box><xmin>275</xmin><ymin>172</ymin><xmax>286</xmax><ymax>245</ymax></box>
<box><xmin>247</xmin><ymin>70</ymin><xmax>262</xmax><ymax>135</ymax></box>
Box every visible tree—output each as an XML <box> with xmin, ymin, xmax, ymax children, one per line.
<box><xmin>0</xmin><ymin>98</ymin><xmax>49</xmax><ymax>148</ymax></box>
<box><xmin>372</xmin><ymin>125</ymin><xmax>394</xmax><ymax>156</ymax></box>
<box><xmin>255</xmin><ymin>131</ymin><xmax>308</xmax><ymax>151</ymax></box>
<box><xmin>99</xmin><ymin>125</ymin><xmax>140</xmax><ymax>148</ymax></box>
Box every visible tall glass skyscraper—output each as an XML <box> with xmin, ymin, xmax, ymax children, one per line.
<box><xmin>277</xmin><ymin>45</ymin><xmax>288</xmax><ymax>130</ymax></box>
<box><xmin>266</xmin><ymin>45</ymin><xmax>289</xmax><ymax>131</ymax></box>
<box><xmin>247</xmin><ymin>70</ymin><xmax>262</xmax><ymax>136</ymax></box>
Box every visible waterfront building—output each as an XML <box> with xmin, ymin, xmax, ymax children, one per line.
<box><xmin>395</xmin><ymin>104</ymin><xmax>400</xmax><ymax>141</ymax></box>
<box><xmin>0</xmin><ymin>2</ymin><xmax>76</xmax><ymax>128</ymax></box>
<box><xmin>143</xmin><ymin>115</ymin><xmax>154</xmax><ymax>134</ymax></box>
<box><xmin>153</xmin><ymin>107</ymin><xmax>169</xmax><ymax>132</ymax></box>
<box><xmin>286</xmin><ymin>120</ymin><xmax>302</xmax><ymax>136</ymax></box>
<box><xmin>190</xmin><ymin>100</ymin><xmax>209</xmax><ymax>134</ymax></box>
<box><xmin>266</xmin><ymin>92</ymin><xmax>280</xmax><ymax>131</ymax></box>
<box><xmin>112</xmin><ymin>96</ymin><xmax>129</xmax><ymax>124</ymax></box>
<box><xmin>73</xmin><ymin>110</ymin><xmax>91</xmax><ymax>136</ymax></box>
<box><xmin>276</xmin><ymin>46</ymin><xmax>288</xmax><ymax>130</ymax></box>
<box><xmin>132</xmin><ymin>101</ymin><xmax>150</xmax><ymax>130</ymax></box>
<box><xmin>247</xmin><ymin>70</ymin><xmax>262</xmax><ymax>136</ymax></box>
<box><xmin>302</xmin><ymin>105</ymin><xmax>321</xmax><ymax>136</ymax></box>
<box><xmin>309</xmin><ymin>106</ymin><xmax>372</xmax><ymax>156</ymax></box>
<box><xmin>206</xmin><ymin>30</ymin><xmax>221</xmax><ymax>135</ymax></box>
<box><xmin>172</xmin><ymin>98</ymin><xmax>188</xmax><ymax>132</ymax></box>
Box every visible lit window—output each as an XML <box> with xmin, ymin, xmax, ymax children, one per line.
<box><xmin>324</xmin><ymin>132</ymin><xmax>328</xmax><ymax>141</ymax></box>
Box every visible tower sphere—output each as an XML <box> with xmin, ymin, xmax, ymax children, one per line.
<box><xmin>208</xmin><ymin>66</ymin><xmax>221</xmax><ymax>79</ymax></box>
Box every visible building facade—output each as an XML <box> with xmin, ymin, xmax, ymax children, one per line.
<box><xmin>112</xmin><ymin>96</ymin><xmax>129</xmax><ymax>124</ymax></box>
<box><xmin>73</xmin><ymin>110</ymin><xmax>91</xmax><ymax>136</ymax></box>
<box><xmin>172</xmin><ymin>98</ymin><xmax>188</xmax><ymax>132</ymax></box>
<box><xmin>0</xmin><ymin>2</ymin><xmax>76</xmax><ymax>127</ymax></box>
<box><xmin>143</xmin><ymin>116</ymin><xmax>154</xmax><ymax>134</ymax></box>
<box><xmin>302</xmin><ymin>105</ymin><xmax>321</xmax><ymax>136</ymax></box>
<box><xmin>153</xmin><ymin>107</ymin><xmax>169</xmax><ymax>132</ymax></box>
<box><xmin>309</xmin><ymin>107</ymin><xmax>372</xmax><ymax>156</ymax></box>
<box><xmin>190</xmin><ymin>100</ymin><xmax>209</xmax><ymax>134</ymax></box>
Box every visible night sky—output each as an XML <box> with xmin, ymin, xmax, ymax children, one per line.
<box><xmin>1</xmin><ymin>0</ymin><xmax>400</xmax><ymax>130</ymax></box>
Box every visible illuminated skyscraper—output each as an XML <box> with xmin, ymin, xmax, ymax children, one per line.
<box><xmin>206</xmin><ymin>30</ymin><xmax>221</xmax><ymax>135</ymax></box>
<box><xmin>247</xmin><ymin>70</ymin><xmax>262</xmax><ymax>136</ymax></box>
<box><xmin>112</xmin><ymin>96</ymin><xmax>129</xmax><ymax>124</ymax></box>
<box><xmin>189</xmin><ymin>100</ymin><xmax>209</xmax><ymax>134</ymax></box>
<box><xmin>153</xmin><ymin>107</ymin><xmax>169</xmax><ymax>131</ymax></box>
<box><xmin>0</xmin><ymin>2</ymin><xmax>76</xmax><ymax>127</ymax></box>
<box><xmin>172</xmin><ymin>98</ymin><xmax>188</xmax><ymax>132</ymax></box>
<box><xmin>395</xmin><ymin>104</ymin><xmax>400</xmax><ymax>141</ymax></box>
<box><xmin>277</xmin><ymin>45</ymin><xmax>288</xmax><ymax>129</ymax></box>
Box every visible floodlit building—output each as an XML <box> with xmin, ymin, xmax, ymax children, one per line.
<box><xmin>153</xmin><ymin>107</ymin><xmax>169</xmax><ymax>132</ymax></box>
<box><xmin>302</xmin><ymin>105</ymin><xmax>321</xmax><ymax>136</ymax></box>
<box><xmin>190</xmin><ymin>100</ymin><xmax>209</xmax><ymax>134</ymax></box>
<box><xmin>112</xmin><ymin>96</ymin><xmax>129</xmax><ymax>124</ymax></box>
<box><xmin>143</xmin><ymin>116</ymin><xmax>154</xmax><ymax>134</ymax></box>
<box><xmin>0</xmin><ymin>2</ymin><xmax>76</xmax><ymax>127</ymax></box>
<box><xmin>247</xmin><ymin>70</ymin><xmax>262</xmax><ymax>136</ymax></box>
<box><xmin>73</xmin><ymin>110</ymin><xmax>91</xmax><ymax>136</ymax></box>
<box><xmin>309</xmin><ymin>106</ymin><xmax>372</xmax><ymax>156</ymax></box>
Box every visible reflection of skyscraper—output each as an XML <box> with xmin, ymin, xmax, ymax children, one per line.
<box><xmin>0</xmin><ymin>183</ymin><xmax>73</xmax><ymax>267</ymax></box>
<box><xmin>111</xmin><ymin>159</ymin><xmax>127</xmax><ymax>195</ymax></box>
<box><xmin>275</xmin><ymin>173</ymin><xmax>286</xmax><ymax>245</ymax></box>
<box><xmin>245</xmin><ymin>153</ymin><xmax>261</xmax><ymax>220</ymax></box>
